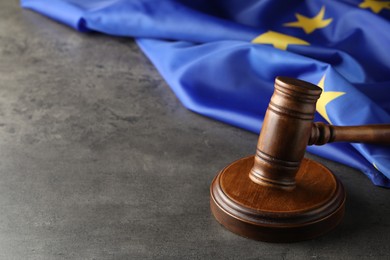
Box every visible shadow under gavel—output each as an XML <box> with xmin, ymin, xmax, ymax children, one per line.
<box><xmin>210</xmin><ymin>76</ymin><xmax>390</xmax><ymax>243</ymax></box>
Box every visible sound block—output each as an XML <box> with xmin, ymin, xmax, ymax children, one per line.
<box><xmin>210</xmin><ymin>156</ymin><xmax>345</xmax><ymax>242</ymax></box>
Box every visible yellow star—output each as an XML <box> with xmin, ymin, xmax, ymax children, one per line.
<box><xmin>251</xmin><ymin>31</ymin><xmax>309</xmax><ymax>50</ymax></box>
<box><xmin>284</xmin><ymin>6</ymin><xmax>332</xmax><ymax>34</ymax></box>
<box><xmin>316</xmin><ymin>75</ymin><xmax>346</xmax><ymax>123</ymax></box>
<box><xmin>359</xmin><ymin>0</ymin><xmax>390</xmax><ymax>13</ymax></box>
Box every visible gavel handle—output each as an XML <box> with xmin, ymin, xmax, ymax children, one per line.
<box><xmin>309</xmin><ymin>122</ymin><xmax>390</xmax><ymax>145</ymax></box>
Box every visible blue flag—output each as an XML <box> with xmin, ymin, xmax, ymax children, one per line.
<box><xmin>21</xmin><ymin>0</ymin><xmax>390</xmax><ymax>187</ymax></box>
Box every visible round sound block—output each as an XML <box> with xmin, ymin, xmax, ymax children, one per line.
<box><xmin>210</xmin><ymin>156</ymin><xmax>345</xmax><ymax>242</ymax></box>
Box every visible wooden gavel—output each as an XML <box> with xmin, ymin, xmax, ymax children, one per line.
<box><xmin>250</xmin><ymin>77</ymin><xmax>390</xmax><ymax>190</ymax></box>
<box><xmin>210</xmin><ymin>77</ymin><xmax>390</xmax><ymax>243</ymax></box>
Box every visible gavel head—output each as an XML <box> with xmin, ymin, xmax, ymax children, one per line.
<box><xmin>249</xmin><ymin>76</ymin><xmax>322</xmax><ymax>190</ymax></box>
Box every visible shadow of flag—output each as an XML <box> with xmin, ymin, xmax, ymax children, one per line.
<box><xmin>22</xmin><ymin>0</ymin><xmax>390</xmax><ymax>187</ymax></box>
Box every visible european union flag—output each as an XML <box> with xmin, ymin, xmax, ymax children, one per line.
<box><xmin>21</xmin><ymin>0</ymin><xmax>390</xmax><ymax>187</ymax></box>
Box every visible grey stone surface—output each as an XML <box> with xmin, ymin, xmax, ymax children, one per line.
<box><xmin>0</xmin><ymin>1</ymin><xmax>389</xmax><ymax>259</ymax></box>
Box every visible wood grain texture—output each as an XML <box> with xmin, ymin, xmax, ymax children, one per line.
<box><xmin>249</xmin><ymin>77</ymin><xmax>322</xmax><ymax>189</ymax></box>
<box><xmin>210</xmin><ymin>76</ymin><xmax>389</xmax><ymax>242</ymax></box>
<box><xmin>210</xmin><ymin>156</ymin><xmax>346</xmax><ymax>242</ymax></box>
<box><xmin>309</xmin><ymin>122</ymin><xmax>390</xmax><ymax>145</ymax></box>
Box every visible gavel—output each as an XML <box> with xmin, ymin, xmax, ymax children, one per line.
<box><xmin>210</xmin><ymin>77</ymin><xmax>390</xmax><ymax>243</ymax></box>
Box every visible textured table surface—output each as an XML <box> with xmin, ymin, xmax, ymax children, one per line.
<box><xmin>0</xmin><ymin>1</ymin><xmax>389</xmax><ymax>259</ymax></box>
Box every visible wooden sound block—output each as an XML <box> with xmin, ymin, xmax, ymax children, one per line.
<box><xmin>210</xmin><ymin>156</ymin><xmax>346</xmax><ymax>243</ymax></box>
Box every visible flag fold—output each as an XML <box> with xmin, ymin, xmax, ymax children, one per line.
<box><xmin>21</xmin><ymin>0</ymin><xmax>390</xmax><ymax>187</ymax></box>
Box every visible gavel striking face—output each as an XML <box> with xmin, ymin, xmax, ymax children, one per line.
<box><xmin>210</xmin><ymin>76</ymin><xmax>390</xmax><ymax>242</ymax></box>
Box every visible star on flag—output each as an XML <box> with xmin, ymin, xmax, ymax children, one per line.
<box><xmin>284</xmin><ymin>6</ymin><xmax>332</xmax><ymax>34</ymax></box>
<box><xmin>316</xmin><ymin>75</ymin><xmax>346</xmax><ymax>123</ymax></box>
<box><xmin>252</xmin><ymin>31</ymin><xmax>309</xmax><ymax>50</ymax></box>
<box><xmin>359</xmin><ymin>0</ymin><xmax>390</xmax><ymax>13</ymax></box>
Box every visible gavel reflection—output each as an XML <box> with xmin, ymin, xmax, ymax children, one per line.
<box><xmin>210</xmin><ymin>77</ymin><xmax>390</xmax><ymax>242</ymax></box>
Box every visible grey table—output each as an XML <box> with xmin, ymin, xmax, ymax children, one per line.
<box><xmin>0</xmin><ymin>1</ymin><xmax>389</xmax><ymax>259</ymax></box>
